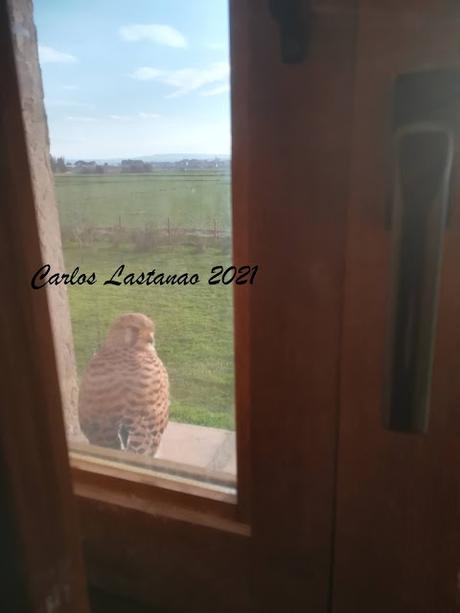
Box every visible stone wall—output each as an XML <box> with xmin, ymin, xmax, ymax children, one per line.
<box><xmin>8</xmin><ymin>0</ymin><xmax>86</xmax><ymax>443</ymax></box>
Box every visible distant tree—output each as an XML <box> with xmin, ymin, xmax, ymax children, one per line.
<box><xmin>74</xmin><ymin>160</ymin><xmax>98</xmax><ymax>174</ymax></box>
<box><xmin>50</xmin><ymin>155</ymin><xmax>67</xmax><ymax>173</ymax></box>
<box><xmin>121</xmin><ymin>159</ymin><xmax>152</xmax><ymax>173</ymax></box>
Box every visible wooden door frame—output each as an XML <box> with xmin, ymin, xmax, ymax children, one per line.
<box><xmin>2</xmin><ymin>0</ymin><xmax>359</xmax><ymax>610</ymax></box>
<box><xmin>0</xmin><ymin>0</ymin><xmax>89</xmax><ymax>610</ymax></box>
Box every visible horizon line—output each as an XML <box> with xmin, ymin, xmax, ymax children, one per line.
<box><xmin>51</xmin><ymin>153</ymin><xmax>231</xmax><ymax>160</ymax></box>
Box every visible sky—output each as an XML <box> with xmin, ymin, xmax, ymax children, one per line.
<box><xmin>33</xmin><ymin>0</ymin><xmax>231</xmax><ymax>159</ymax></box>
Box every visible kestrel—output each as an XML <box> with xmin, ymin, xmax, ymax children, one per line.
<box><xmin>78</xmin><ymin>313</ymin><xmax>169</xmax><ymax>457</ymax></box>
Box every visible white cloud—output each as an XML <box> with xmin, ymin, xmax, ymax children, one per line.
<box><xmin>109</xmin><ymin>114</ymin><xmax>132</xmax><ymax>121</ymax></box>
<box><xmin>39</xmin><ymin>45</ymin><xmax>78</xmax><ymax>64</ymax></box>
<box><xmin>200</xmin><ymin>83</ymin><xmax>230</xmax><ymax>97</ymax></box>
<box><xmin>130</xmin><ymin>62</ymin><xmax>230</xmax><ymax>98</ymax></box>
<box><xmin>130</xmin><ymin>67</ymin><xmax>163</xmax><ymax>81</ymax></box>
<box><xmin>119</xmin><ymin>24</ymin><xmax>187</xmax><ymax>48</ymax></box>
<box><xmin>66</xmin><ymin>115</ymin><xmax>96</xmax><ymax>122</ymax></box>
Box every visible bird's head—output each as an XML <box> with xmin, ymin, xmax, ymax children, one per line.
<box><xmin>105</xmin><ymin>313</ymin><xmax>156</xmax><ymax>350</ymax></box>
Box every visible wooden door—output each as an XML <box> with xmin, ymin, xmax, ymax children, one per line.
<box><xmin>3</xmin><ymin>0</ymin><xmax>357</xmax><ymax>611</ymax></box>
<box><xmin>333</xmin><ymin>2</ymin><xmax>460</xmax><ymax>611</ymax></box>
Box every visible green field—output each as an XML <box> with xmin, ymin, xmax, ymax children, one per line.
<box><xmin>56</xmin><ymin>171</ymin><xmax>231</xmax><ymax>231</ymax></box>
<box><xmin>56</xmin><ymin>171</ymin><xmax>235</xmax><ymax>430</ymax></box>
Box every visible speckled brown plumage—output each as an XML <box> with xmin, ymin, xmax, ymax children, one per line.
<box><xmin>78</xmin><ymin>313</ymin><xmax>169</xmax><ymax>457</ymax></box>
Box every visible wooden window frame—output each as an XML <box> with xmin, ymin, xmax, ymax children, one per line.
<box><xmin>2</xmin><ymin>0</ymin><xmax>359</xmax><ymax>610</ymax></box>
<box><xmin>0</xmin><ymin>1</ymin><xmax>90</xmax><ymax>609</ymax></box>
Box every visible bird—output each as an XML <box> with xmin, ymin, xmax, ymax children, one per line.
<box><xmin>78</xmin><ymin>313</ymin><xmax>169</xmax><ymax>457</ymax></box>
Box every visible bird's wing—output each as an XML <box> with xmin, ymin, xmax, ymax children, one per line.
<box><xmin>78</xmin><ymin>351</ymin><xmax>129</xmax><ymax>449</ymax></box>
<box><xmin>120</xmin><ymin>354</ymin><xmax>169</xmax><ymax>456</ymax></box>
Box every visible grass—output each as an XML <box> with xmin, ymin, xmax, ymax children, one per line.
<box><xmin>56</xmin><ymin>171</ymin><xmax>231</xmax><ymax>231</ymax></box>
<box><xmin>57</xmin><ymin>171</ymin><xmax>235</xmax><ymax>430</ymax></box>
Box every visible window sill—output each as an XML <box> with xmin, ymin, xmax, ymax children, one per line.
<box><xmin>70</xmin><ymin>421</ymin><xmax>247</xmax><ymax>536</ymax></box>
<box><xmin>70</xmin><ymin>420</ymin><xmax>236</xmax><ymax>491</ymax></box>
<box><xmin>156</xmin><ymin>421</ymin><xmax>236</xmax><ymax>476</ymax></box>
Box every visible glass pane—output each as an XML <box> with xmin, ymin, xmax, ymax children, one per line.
<box><xmin>34</xmin><ymin>0</ymin><xmax>235</xmax><ymax>492</ymax></box>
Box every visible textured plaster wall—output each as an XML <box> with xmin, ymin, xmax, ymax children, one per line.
<box><xmin>9</xmin><ymin>0</ymin><xmax>86</xmax><ymax>443</ymax></box>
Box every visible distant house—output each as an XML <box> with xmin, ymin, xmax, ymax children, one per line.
<box><xmin>75</xmin><ymin>160</ymin><xmax>95</xmax><ymax>168</ymax></box>
<box><xmin>103</xmin><ymin>163</ymin><xmax>119</xmax><ymax>175</ymax></box>
<box><xmin>121</xmin><ymin>159</ymin><xmax>152</xmax><ymax>173</ymax></box>
<box><xmin>75</xmin><ymin>160</ymin><xmax>95</xmax><ymax>173</ymax></box>
<box><xmin>64</xmin><ymin>157</ymin><xmax>228</xmax><ymax>175</ymax></box>
<box><xmin>151</xmin><ymin>158</ymin><xmax>230</xmax><ymax>172</ymax></box>
<box><xmin>74</xmin><ymin>160</ymin><xmax>105</xmax><ymax>174</ymax></box>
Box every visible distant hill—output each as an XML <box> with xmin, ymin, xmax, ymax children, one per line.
<box><xmin>67</xmin><ymin>153</ymin><xmax>231</xmax><ymax>164</ymax></box>
<box><xmin>137</xmin><ymin>153</ymin><xmax>230</xmax><ymax>163</ymax></box>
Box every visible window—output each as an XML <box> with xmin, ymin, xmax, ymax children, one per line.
<box><xmin>34</xmin><ymin>0</ymin><xmax>237</xmax><ymax>491</ymax></box>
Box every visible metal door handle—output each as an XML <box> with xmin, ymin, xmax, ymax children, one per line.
<box><xmin>384</xmin><ymin>122</ymin><xmax>453</xmax><ymax>432</ymax></box>
<box><xmin>383</xmin><ymin>69</ymin><xmax>460</xmax><ymax>433</ymax></box>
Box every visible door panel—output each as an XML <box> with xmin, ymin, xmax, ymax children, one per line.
<box><xmin>238</xmin><ymin>1</ymin><xmax>358</xmax><ymax>610</ymax></box>
<box><xmin>334</xmin><ymin>2</ymin><xmax>460</xmax><ymax>611</ymax></box>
